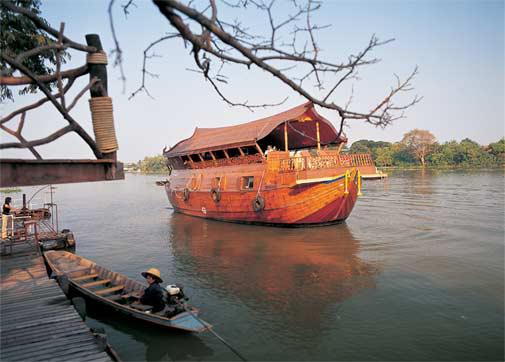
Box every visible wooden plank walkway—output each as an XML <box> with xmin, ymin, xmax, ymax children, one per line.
<box><xmin>1</xmin><ymin>244</ymin><xmax>112</xmax><ymax>362</ymax></box>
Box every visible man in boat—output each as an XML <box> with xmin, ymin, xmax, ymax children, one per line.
<box><xmin>139</xmin><ymin>267</ymin><xmax>166</xmax><ymax>313</ymax></box>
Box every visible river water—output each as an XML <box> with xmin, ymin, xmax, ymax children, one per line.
<box><xmin>18</xmin><ymin>169</ymin><xmax>504</xmax><ymax>361</ymax></box>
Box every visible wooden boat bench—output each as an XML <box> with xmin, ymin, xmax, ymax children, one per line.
<box><xmin>95</xmin><ymin>285</ymin><xmax>124</xmax><ymax>296</ymax></box>
<box><xmin>130</xmin><ymin>302</ymin><xmax>153</xmax><ymax>312</ymax></box>
<box><xmin>81</xmin><ymin>279</ymin><xmax>111</xmax><ymax>288</ymax></box>
<box><xmin>72</xmin><ymin>273</ymin><xmax>99</xmax><ymax>282</ymax></box>
<box><xmin>66</xmin><ymin>266</ymin><xmax>93</xmax><ymax>277</ymax></box>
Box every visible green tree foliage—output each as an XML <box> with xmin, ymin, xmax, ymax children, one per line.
<box><xmin>139</xmin><ymin>155</ymin><xmax>168</xmax><ymax>173</ymax></box>
<box><xmin>347</xmin><ymin>132</ymin><xmax>503</xmax><ymax>168</ymax></box>
<box><xmin>0</xmin><ymin>0</ymin><xmax>67</xmax><ymax>101</ymax></box>
<box><xmin>429</xmin><ymin>138</ymin><xmax>501</xmax><ymax>167</ymax></box>
<box><xmin>348</xmin><ymin>140</ymin><xmax>392</xmax><ymax>160</ymax></box>
<box><xmin>488</xmin><ymin>138</ymin><xmax>505</xmax><ymax>158</ymax></box>
<box><xmin>374</xmin><ymin>147</ymin><xmax>394</xmax><ymax>167</ymax></box>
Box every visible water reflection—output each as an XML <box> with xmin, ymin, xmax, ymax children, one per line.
<box><xmin>168</xmin><ymin>214</ymin><xmax>379</xmax><ymax>328</ymax></box>
<box><xmin>85</xmin><ymin>306</ymin><xmax>214</xmax><ymax>361</ymax></box>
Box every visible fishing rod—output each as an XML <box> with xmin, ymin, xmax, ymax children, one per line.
<box><xmin>184</xmin><ymin>307</ymin><xmax>248</xmax><ymax>362</ymax></box>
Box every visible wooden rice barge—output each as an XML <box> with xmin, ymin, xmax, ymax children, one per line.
<box><xmin>0</xmin><ymin>242</ymin><xmax>114</xmax><ymax>361</ymax></box>
<box><xmin>164</xmin><ymin>102</ymin><xmax>364</xmax><ymax>226</ymax></box>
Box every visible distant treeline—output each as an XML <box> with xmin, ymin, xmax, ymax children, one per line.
<box><xmin>128</xmin><ymin>131</ymin><xmax>505</xmax><ymax>172</ymax></box>
<box><xmin>125</xmin><ymin>155</ymin><xmax>168</xmax><ymax>173</ymax></box>
<box><xmin>345</xmin><ymin>130</ymin><xmax>504</xmax><ymax>168</ymax></box>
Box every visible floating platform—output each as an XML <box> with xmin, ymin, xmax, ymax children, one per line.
<box><xmin>361</xmin><ymin>172</ymin><xmax>388</xmax><ymax>180</ymax></box>
<box><xmin>0</xmin><ymin>243</ymin><xmax>113</xmax><ymax>361</ymax></box>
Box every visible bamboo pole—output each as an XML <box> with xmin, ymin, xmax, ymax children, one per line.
<box><xmin>316</xmin><ymin>121</ymin><xmax>321</xmax><ymax>151</ymax></box>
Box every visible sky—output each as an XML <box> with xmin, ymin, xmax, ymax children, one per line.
<box><xmin>1</xmin><ymin>0</ymin><xmax>504</xmax><ymax>163</ymax></box>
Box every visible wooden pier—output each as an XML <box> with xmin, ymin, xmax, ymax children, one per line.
<box><xmin>1</xmin><ymin>244</ymin><xmax>113</xmax><ymax>361</ymax></box>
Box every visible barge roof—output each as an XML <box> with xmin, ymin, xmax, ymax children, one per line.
<box><xmin>164</xmin><ymin>102</ymin><xmax>346</xmax><ymax>157</ymax></box>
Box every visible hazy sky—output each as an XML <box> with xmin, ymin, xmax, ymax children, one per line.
<box><xmin>1</xmin><ymin>0</ymin><xmax>503</xmax><ymax>162</ymax></box>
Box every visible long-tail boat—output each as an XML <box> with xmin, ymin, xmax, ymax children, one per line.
<box><xmin>163</xmin><ymin>102</ymin><xmax>362</xmax><ymax>226</ymax></box>
<box><xmin>45</xmin><ymin>250</ymin><xmax>210</xmax><ymax>332</ymax></box>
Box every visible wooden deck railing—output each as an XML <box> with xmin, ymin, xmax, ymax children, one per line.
<box><xmin>277</xmin><ymin>153</ymin><xmax>374</xmax><ymax>172</ymax></box>
<box><xmin>181</xmin><ymin>152</ymin><xmax>373</xmax><ymax>171</ymax></box>
<box><xmin>338</xmin><ymin>153</ymin><xmax>374</xmax><ymax>167</ymax></box>
<box><xmin>187</xmin><ymin>154</ymin><xmax>264</xmax><ymax>169</ymax></box>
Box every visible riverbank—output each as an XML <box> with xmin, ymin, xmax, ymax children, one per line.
<box><xmin>379</xmin><ymin>165</ymin><xmax>505</xmax><ymax>171</ymax></box>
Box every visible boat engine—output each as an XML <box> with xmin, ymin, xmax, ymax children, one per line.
<box><xmin>163</xmin><ymin>284</ymin><xmax>189</xmax><ymax>317</ymax></box>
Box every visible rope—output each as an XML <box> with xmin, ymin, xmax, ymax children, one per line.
<box><xmin>256</xmin><ymin>169</ymin><xmax>266</xmax><ymax>198</ymax></box>
<box><xmin>185</xmin><ymin>307</ymin><xmax>248</xmax><ymax>361</ymax></box>
<box><xmin>89</xmin><ymin>97</ymin><xmax>118</xmax><ymax>153</ymax></box>
<box><xmin>86</xmin><ymin>51</ymin><xmax>108</xmax><ymax>65</ymax></box>
<box><xmin>287</xmin><ymin>121</ymin><xmax>337</xmax><ymax>146</ymax></box>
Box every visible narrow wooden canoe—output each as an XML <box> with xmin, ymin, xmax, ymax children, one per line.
<box><xmin>45</xmin><ymin>250</ymin><xmax>210</xmax><ymax>333</ymax></box>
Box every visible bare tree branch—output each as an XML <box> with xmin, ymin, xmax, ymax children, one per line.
<box><xmin>15</xmin><ymin>43</ymin><xmax>67</xmax><ymax>64</ymax></box>
<box><xmin>55</xmin><ymin>22</ymin><xmax>66</xmax><ymax>109</ymax></box>
<box><xmin>1</xmin><ymin>78</ymin><xmax>76</xmax><ymax>125</ymax></box>
<box><xmin>108</xmin><ymin>0</ymin><xmax>127</xmax><ymax>92</ymax></box>
<box><xmin>0</xmin><ymin>112</ymin><xmax>42</xmax><ymax>159</ymax></box>
<box><xmin>0</xmin><ymin>65</ymin><xmax>88</xmax><ymax>86</ymax></box>
<box><xmin>150</xmin><ymin>0</ymin><xmax>420</xmax><ymax>129</ymax></box>
<box><xmin>129</xmin><ymin>34</ymin><xmax>180</xmax><ymax>99</ymax></box>
<box><xmin>1</xmin><ymin>53</ymin><xmax>103</xmax><ymax>158</ymax></box>
<box><xmin>122</xmin><ymin>0</ymin><xmax>137</xmax><ymax>17</ymax></box>
<box><xmin>0</xmin><ymin>124</ymin><xmax>74</xmax><ymax>151</ymax></box>
<box><xmin>67</xmin><ymin>77</ymin><xmax>100</xmax><ymax>112</ymax></box>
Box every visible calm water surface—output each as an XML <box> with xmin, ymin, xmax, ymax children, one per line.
<box><xmin>20</xmin><ymin>169</ymin><xmax>504</xmax><ymax>361</ymax></box>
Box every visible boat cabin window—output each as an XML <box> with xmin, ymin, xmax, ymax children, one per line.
<box><xmin>241</xmin><ymin>176</ymin><xmax>254</xmax><ymax>190</ymax></box>
<box><xmin>182</xmin><ymin>155</ymin><xmax>191</xmax><ymax>164</ymax></box>
<box><xmin>226</xmin><ymin>148</ymin><xmax>241</xmax><ymax>158</ymax></box>
<box><xmin>202</xmin><ymin>152</ymin><xmax>213</xmax><ymax>161</ymax></box>
<box><xmin>242</xmin><ymin>146</ymin><xmax>258</xmax><ymax>155</ymax></box>
<box><xmin>186</xmin><ymin>154</ymin><xmax>200</xmax><ymax>163</ymax></box>
<box><xmin>213</xmin><ymin>150</ymin><xmax>226</xmax><ymax>159</ymax></box>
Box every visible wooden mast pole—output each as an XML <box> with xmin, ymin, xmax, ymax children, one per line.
<box><xmin>284</xmin><ymin>122</ymin><xmax>288</xmax><ymax>152</ymax></box>
<box><xmin>255</xmin><ymin>143</ymin><xmax>264</xmax><ymax>157</ymax></box>
<box><xmin>316</xmin><ymin>121</ymin><xmax>321</xmax><ymax>151</ymax></box>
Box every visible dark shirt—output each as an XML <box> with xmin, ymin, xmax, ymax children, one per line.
<box><xmin>2</xmin><ymin>203</ymin><xmax>10</xmax><ymax>215</ymax></box>
<box><xmin>140</xmin><ymin>282</ymin><xmax>165</xmax><ymax>312</ymax></box>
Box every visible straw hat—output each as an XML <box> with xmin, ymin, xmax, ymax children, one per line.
<box><xmin>141</xmin><ymin>267</ymin><xmax>163</xmax><ymax>283</ymax></box>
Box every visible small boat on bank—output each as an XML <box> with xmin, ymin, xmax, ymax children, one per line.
<box><xmin>163</xmin><ymin>102</ymin><xmax>362</xmax><ymax>226</ymax></box>
<box><xmin>45</xmin><ymin>250</ymin><xmax>210</xmax><ymax>333</ymax></box>
<box><xmin>155</xmin><ymin>179</ymin><xmax>170</xmax><ymax>186</ymax></box>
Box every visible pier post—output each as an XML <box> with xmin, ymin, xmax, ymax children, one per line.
<box><xmin>85</xmin><ymin>34</ymin><xmax>117</xmax><ymax>166</ymax></box>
